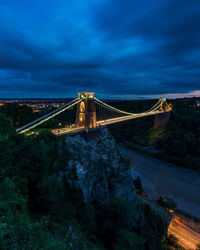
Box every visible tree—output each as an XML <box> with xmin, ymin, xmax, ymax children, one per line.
<box><xmin>36</xmin><ymin>175</ymin><xmax>65</xmax><ymax>215</ymax></box>
<box><xmin>0</xmin><ymin>178</ymin><xmax>64</xmax><ymax>249</ymax></box>
<box><xmin>136</xmin><ymin>203</ymin><xmax>166</xmax><ymax>250</ymax></box>
<box><xmin>0</xmin><ymin>132</ymin><xmax>49</xmax><ymax>202</ymax></box>
<box><xmin>0</xmin><ymin>103</ymin><xmax>37</xmax><ymax>127</ymax></box>
<box><xmin>133</xmin><ymin>176</ymin><xmax>144</xmax><ymax>194</ymax></box>
<box><xmin>0</xmin><ymin>113</ymin><xmax>15</xmax><ymax>141</ymax></box>
<box><xmin>78</xmin><ymin>202</ymin><xmax>96</xmax><ymax>235</ymax></box>
<box><xmin>114</xmin><ymin>230</ymin><xmax>145</xmax><ymax>250</ymax></box>
<box><xmin>196</xmin><ymin>243</ymin><xmax>200</xmax><ymax>250</ymax></box>
<box><xmin>95</xmin><ymin>198</ymin><xmax>132</xmax><ymax>249</ymax></box>
<box><xmin>157</xmin><ymin>197</ymin><xmax>177</xmax><ymax>212</ymax></box>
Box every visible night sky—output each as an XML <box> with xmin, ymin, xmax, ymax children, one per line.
<box><xmin>0</xmin><ymin>0</ymin><xmax>200</xmax><ymax>99</ymax></box>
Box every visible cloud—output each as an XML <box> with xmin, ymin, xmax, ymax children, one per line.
<box><xmin>0</xmin><ymin>0</ymin><xmax>199</xmax><ymax>98</ymax></box>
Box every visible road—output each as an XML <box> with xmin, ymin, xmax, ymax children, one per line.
<box><xmin>96</xmin><ymin>110</ymin><xmax>165</xmax><ymax>126</ymax></box>
<box><xmin>52</xmin><ymin>110</ymin><xmax>167</xmax><ymax>135</ymax></box>
<box><xmin>120</xmin><ymin>146</ymin><xmax>200</xmax><ymax>219</ymax></box>
<box><xmin>119</xmin><ymin>146</ymin><xmax>200</xmax><ymax>249</ymax></box>
<box><xmin>53</xmin><ymin>126</ymin><xmax>85</xmax><ymax>135</ymax></box>
<box><xmin>168</xmin><ymin>216</ymin><xmax>200</xmax><ymax>249</ymax></box>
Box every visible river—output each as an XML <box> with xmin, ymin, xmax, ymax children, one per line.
<box><xmin>120</xmin><ymin>146</ymin><xmax>200</xmax><ymax>219</ymax></box>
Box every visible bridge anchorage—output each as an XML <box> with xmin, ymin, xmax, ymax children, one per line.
<box><xmin>16</xmin><ymin>92</ymin><xmax>172</xmax><ymax>136</ymax></box>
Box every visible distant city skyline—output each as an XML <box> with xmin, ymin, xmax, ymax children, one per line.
<box><xmin>0</xmin><ymin>0</ymin><xmax>200</xmax><ymax>98</ymax></box>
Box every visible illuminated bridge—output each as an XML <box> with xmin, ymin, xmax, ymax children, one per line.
<box><xmin>16</xmin><ymin>92</ymin><xmax>172</xmax><ymax>135</ymax></box>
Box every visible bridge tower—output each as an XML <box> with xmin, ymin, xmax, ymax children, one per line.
<box><xmin>76</xmin><ymin>92</ymin><xmax>97</xmax><ymax>130</ymax></box>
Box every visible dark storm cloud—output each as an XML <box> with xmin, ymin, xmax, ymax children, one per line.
<box><xmin>0</xmin><ymin>0</ymin><xmax>199</xmax><ymax>98</ymax></box>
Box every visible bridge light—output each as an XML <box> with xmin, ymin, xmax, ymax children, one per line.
<box><xmin>59</xmin><ymin>123</ymin><xmax>62</xmax><ymax>126</ymax></box>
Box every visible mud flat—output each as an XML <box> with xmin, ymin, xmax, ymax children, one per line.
<box><xmin>120</xmin><ymin>146</ymin><xmax>200</xmax><ymax>219</ymax></box>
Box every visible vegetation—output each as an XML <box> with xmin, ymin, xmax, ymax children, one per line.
<box><xmin>114</xmin><ymin>230</ymin><xmax>145</xmax><ymax>250</ymax></box>
<box><xmin>157</xmin><ymin>197</ymin><xmax>177</xmax><ymax>212</ymax></box>
<box><xmin>0</xmin><ymin>103</ymin><xmax>37</xmax><ymax>127</ymax></box>
<box><xmin>163</xmin><ymin>235</ymin><xmax>185</xmax><ymax>250</ymax></box>
<box><xmin>133</xmin><ymin>176</ymin><xmax>144</xmax><ymax>194</ymax></box>
<box><xmin>0</xmin><ymin>103</ymin><xmax>184</xmax><ymax>249</ymax></box>
<box><xmin>196</xmin><ymin>243</ymin><xmax>200</xmax><ymax>250</ymax></box>
<box><xmin>109</xmin><ymin>97</ymin><xmax>200</xmax><ymax>172</ymax></box>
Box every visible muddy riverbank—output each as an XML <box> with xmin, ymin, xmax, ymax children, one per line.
<box><xmin>120</xmin><ymin>146</ymin><xmax>200</xmax><ymax>219</ymax></box>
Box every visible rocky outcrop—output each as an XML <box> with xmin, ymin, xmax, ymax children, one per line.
<box><xmin>64</xmin><ymin>128</ymin><xmax>137</xmax><ymax>206</ymax></box>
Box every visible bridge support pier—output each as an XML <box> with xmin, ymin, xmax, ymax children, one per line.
<box><xmin>154</xmin><ymin>111</ymin><xmax>171</xmax><ymax>128</ymax></box>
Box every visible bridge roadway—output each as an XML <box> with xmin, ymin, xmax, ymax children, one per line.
<box><xmin>96</xmin><ymin>110</ymin><xmax>165</xmax><ymax>126</ymax></box>
<box><xmin>53</xmin><ymin>110</ymin><xmax>167</xmax><ymax>135</ymax></box>
<box><xmin>53</xmin><ymin>126</ymin><xmax>85</xmax><ymax>135</ymax></box>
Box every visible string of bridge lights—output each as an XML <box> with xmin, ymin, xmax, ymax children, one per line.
<box><xmin>16</xmin><ymin>96</ymin><xmax>170</xmax><ymax>135</ymax></box>
<box><xmin>94</xmin><ymin>97</ymin><xmax>166</xmax><ymax>116</ymax></box>
<box><xmin>17</xmin><ymin>98</ymin><xmax>83</xmax><ymax>134</ymax></box>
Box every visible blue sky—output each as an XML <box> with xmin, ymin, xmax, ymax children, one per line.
<box><xmin>0</xmin><ymin>0</ymin><xmax>200</xmax><ymax>98</ymax></box>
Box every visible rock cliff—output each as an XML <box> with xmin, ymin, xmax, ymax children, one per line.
<box><xmin>64</xmin><ymin>128</ymin><xmax>137</xmax><ymax>206</ymax></box>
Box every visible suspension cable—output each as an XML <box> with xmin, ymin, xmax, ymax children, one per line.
<box><xmin>144</xmin><ymin>99</ymin><xmax>163</xmax><ymax>113</ymax></box>
<box><xmin>94</xmin><ymin>97</ymin><xmax>163</xmax><ymax>116</ymax></box>
<box><xmin>17</xmin><ymin>98</ymin><xmax>84</xmax><ymax>134</ymax></box>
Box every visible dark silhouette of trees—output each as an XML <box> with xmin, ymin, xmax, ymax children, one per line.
<box><xmin>0</xmin><ymin>106</ymin><xmax>179</xmax><ymax>249</ymax></box>
<box><xmin>109</xmin><ymin>98</ymin><xmax>200</xmax><ymax>172</ymax></box>
<box><xmin>134</xmin><ymin>176</ymin><xmax>144</xmax><ymax>194</ymax></box>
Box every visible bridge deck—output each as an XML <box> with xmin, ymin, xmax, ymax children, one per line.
<box><xmin>52</xmin><ymin>110</ymin><xmax>170</xmax><ymax>136</ymax></box>
<box><xmin>17</xmin><ymin>96</ymin><xmax>172</xmax><ymax>136</ymax></box>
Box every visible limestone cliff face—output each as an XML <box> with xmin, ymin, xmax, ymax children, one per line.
<box><xmin>65</xmin><ymin>128</ymin><xmax>137</xmax><ymax>206</ymax></box>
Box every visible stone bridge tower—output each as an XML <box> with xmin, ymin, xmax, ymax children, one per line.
<box><xmin>154</xmin><ymin>99</ymin><xmax>172</xmax><ymax>128</ymax></box>
<box><xmin>76</xmin><ymin>92</ymin><xmax>97</xmax><ymax>130</ymax></box>
<box><xmin>154</xmin><ymin>112</ymin><xmax>171</xmax><ymax>128</ymax></box>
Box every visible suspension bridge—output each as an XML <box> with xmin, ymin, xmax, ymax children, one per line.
<box><xmin>16</xmin><ymin>92</ymin><xmax>172</xmax><ymax>135</ymax></box>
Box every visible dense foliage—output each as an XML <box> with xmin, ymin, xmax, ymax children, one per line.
<box><xmin>109</xmin><ymin>97</ymin><xmax>200</xmax><ymax>172</ymax></box>
<box><xmin>157</xmin><ymin>197</ymin><xmax>177</xmax><ymax>212</ymax></box>
<box><xmin>0</xmin><ymin>104</ymin><xmax>181</xmax><ymax>249</ymax></box>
